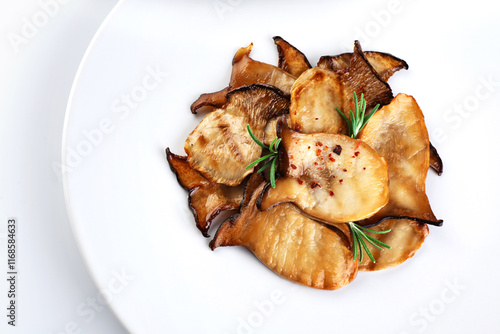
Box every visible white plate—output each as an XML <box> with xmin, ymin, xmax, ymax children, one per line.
<box><xmin>63</xmin><ymin>0</ymin><xmax>500</xmax><ymax>333</ymax></box>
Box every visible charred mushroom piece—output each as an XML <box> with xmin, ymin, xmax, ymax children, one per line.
<box><xmin>357</xmin><ymin>93</ymin><xmax>441</xmax><ymax>270</ymax></box>
<box><xmin>190</xmin><ymin>44</ymin><xmax>296</xmax><ymax>113</ymax></box>
<box><xmin>185</xmin><ymin>84</ymin><xmax>290</xmax><ymax>186</ymax></box>
<box><xmin>429</xmin><ymin>142</ymin><xmax>443</xmax><ymax>175</ymax></box>
<box><xmin>318</xmin><ymin>51</ymin><xmax>408</xmax><ymax>82</ymax></box>
<box><xmin>263</xmin><ymin>114</ymin><xmax>291</xmax><ymax>146</ymax></box>
<box><xmin>260</xmin><ymin>117</ymin><xmax>389</xmax><ymax>224</ymax></box>
<box><xmin>166</xmin><ymin>148</ymin><xmax>244</xmax><ymax>237</ymax></box>
<box><xmin>211</xmin><ymin>182</ymin><xmax>358</xmax><ymax>290</ymax></box>
<box><xmin>290</xmin><ymin>41</ymin><xmax>393</xmax><ymax>135</ymax></box>
<box><xmin>273</xmin><ymin>36</ymin><xmax>312</xmax><ymax>77</ymax></box>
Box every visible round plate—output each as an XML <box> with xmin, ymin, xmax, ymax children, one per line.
<box><xmin>63</xmin><ymin>0</ymin><xmax>500</xmax><ymax>333</ymax></box>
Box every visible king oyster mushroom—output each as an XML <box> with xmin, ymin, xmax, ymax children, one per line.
<box><xmin>259</xmin><ymin>116</ymin><xmax>389</xmax><ymax>224</ymax></box>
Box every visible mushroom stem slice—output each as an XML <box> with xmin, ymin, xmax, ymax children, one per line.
<box><xmin>357</xmin><ymin>93</ymin><xmax>440</xmax><ymax>270</ymax></box>
<box><xmin>211</xmin><ymin>183</ymin><xmax>358</xmax><ymax>290</ymax></box>
<box><xmin>273</xmin><ymin>36</ymin><xmax>312</xmax><ymax>77</ymax></box>
<box><xmin>260</xmin><ymin>117</ymin><xmax>389</xmax><ymax>224</ymax></box>
<box><xmin>166</xmin><ymin>148</ymin><xmax>244</xmax><ymax>237</ymax></box>
<box><xmin>185</xmin><ymin>84</ymin><xmax>290</xmax><ymax>186</ymax></box>
<box><xmin>191</xmin><ymin>43</ymin><xmax>296</xmax><ymax>113</ymax></box>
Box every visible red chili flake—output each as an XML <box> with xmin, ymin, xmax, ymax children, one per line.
<box><xmin>297</xmin><ymin>179</ymin><xmax>304</xmax><ymax>185</ymax></box>
<box><xmin>339</xmin><ymin>179</ymin><xmax>344</xmax><ymax>184</ymax></box>
<box><xmin>317</xmin><ymin>141</ymin><xmax>323</xmax><ymax>146</ymax></box>
<box><xmin>363</xmin><ymin>167</ymin><xmax>366</xmax><ymax>170</ymax></box>
<box><xmin>329</xmin><ymin>191</ymin><xmax>334</xmax><ymax>197</ymax></box>
<box><xmin>333</xmin><ymin>145</ymin><xmax>342</xmax><ymax>155</ymax></box>
<box><xmin>343</xmin><ymin>168</ymin><xmax>347</xmax><ymax>172</ymax></box>
<box><xmin>291</xmin><ymin>164</ymin><xmax>297</xmax><ymax>169</ymax></box>
<box><xmin>329</xmin><ymin>157</ymin><xmax>335</xmax><ymax>162</ymax></box>
<box><xmin>310</xmin><ymin>181</ymin><xmax>321</xmax><ymax>189</ymax></box>
<box><xmin>316</xmin><ymin>149</ymin><xmax>322</xmax><ymax>156</ymax></box>
<box><xmin>308</xmin><ymin>146</ymin><xmax>311</xmax><ymax>149</ymax></box>
<box><xmin>354</xmin><ymin>141</ymin><xmax>361</xmax><ymax>150</ymax></box>
<box><xmin>290</xmin><ymin>155</ymin><xmax>294</xmax><ymax>159</ymax></box>
<box><xmin>314</xmin><ymin>162</ymin><xmax>318</xmax><ymax>166</ymax></box>
<box><xmin>350</xmin><ymin>102</ymin><xmax>355</xmax><ymax>108</ymax></box>
<box><xmin>354</xmin><ymin>151</ymin><xmax>360</xmax><ymax>157</ymax></box>
<box><xmin>317</xmin><ymin>167</ymin><xmax>323</xmax><ymax>171</ymax></box>
<box><xmin>315</xmin><ymin>117</ymin><xmax>319</xmax><ymax>120</ymax></box>
<box><xmin>352</xmin><ymin>156</ymin><xmax>355</xmax><ymax>158</ymax></box>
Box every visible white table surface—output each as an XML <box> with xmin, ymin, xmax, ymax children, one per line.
<box><xmin>0</xmin><ymin>1</ymin><xmax>126</xmax><ymax>333</ymax></box>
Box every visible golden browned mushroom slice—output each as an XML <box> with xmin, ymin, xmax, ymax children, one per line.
<box><xmin>263</xmin><ymin>114</ymin><xmax>291</xmax><ymax>146</ymax></box>
<box><xmin>357</xmin><ymin>93</ymin><xmax>441</xmax><ymax>271</ymax></box>
<box><xmin>260</xmin><ymin>117</ymin><xmax>389</xmax><ymax>224</ymax></box>
<box><xmin>211</xmin><ymin>182</ymin><xmax>358</xmax><ymax>290</ymax></box>
<box><xmin>318</xmin><ymin>50</ymin><xmax>408</xmax><ymax>82</ymax></box>
<box><xmin>166</xmin><ymin>148</ymin><xmax>244</xmax><ymax>237</ymax></box>
<box><xmin>190</xmin><ymin>44</ymin><xmax>296</xmax><ymax>113</ymax></box>
<box><xmin>290</xmin><ymin>41</ymin><xmax>393</xmax><ymax>135</ymax></box>
<box><xmin>273</xmin><ymin>36</ymin><xmax>312</xmax><ymax>77</ymax></box>
<box><xmin>185</xmin><ymin>84</ymin><xmax>290</xmax><ymax>186</ymax></box>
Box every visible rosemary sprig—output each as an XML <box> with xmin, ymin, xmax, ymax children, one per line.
<box><xmin>245</xmin><ymin>124</ymin><xmax>280</xmax><ymax>188</ymax></box>
<box><xmin>348</xmin><ymin>222</ymin><xmax>391</xmax><ymax>263</ymax></box>
<box><xmin>336</xmin><ymin>92</ymin><xmax>380</xmax><ymax>138</ymax></box>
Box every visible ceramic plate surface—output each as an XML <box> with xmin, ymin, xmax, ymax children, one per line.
<box><xmin>63</xmin><ymin>1</ymin><xmax>500</xmax><ymax>333</ymax></box>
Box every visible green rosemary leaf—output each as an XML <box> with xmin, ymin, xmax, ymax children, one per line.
<box><xmin>335</xmin><ymin>92</ymin><xmax>380</xmax><ymax>139</ymax></box>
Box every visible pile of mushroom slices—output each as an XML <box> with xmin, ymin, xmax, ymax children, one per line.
<box><xmin>167</xmin><ymin>38</ymin><xmax>443</xmax><ymax>290</ymax></box>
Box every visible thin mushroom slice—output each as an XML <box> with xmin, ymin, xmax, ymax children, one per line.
<box><xmin>185</xmin><ymin>84</ymin><xmax>290</xmax><ymax>186</ymax></box>
<box><xmin>273</xmin><ymin>36</ymin><xmax>312</xmax><ymax>77</ymax></box>
<box><xmin>357</xmin><ymin>93</ymin><xmax>441</xmax><ymax>270</ymax></box>
<box><xmin>211</xmin><ymin>183</ymin><xmax>358</xmax><ymax>290</ymax></box>
<box><xmin>166</xmin><ymin>148</ymin><xmax>244</xmax><ymax>237</ymax></box>
<box><xmin>318</xmin><ymin>51</ymin><xmax>408</xmax><ymax>82</ymax></box>
<box><xmin>290</xmin><ymin>40</ymin><xmax>393</xmax><ymax>135</ymax></box>
<box><xmin>289</xmin><ymin>67</ymin><xmax>347</xmax><ymax>135</ymax></box>
<box><xmin>190</xmin><ymin>44</ymin><xmax>296</xmax><ymax>113</ymax></box>
<box><xmin>260</xmin><ymin>116</ymin><xmax>389</xmax><ymax>224</ymax></box>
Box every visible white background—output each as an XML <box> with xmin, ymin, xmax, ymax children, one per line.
<box><xmin>0</xmin><ymin>1</ymin><xmax>126</xmax><ymax>333</ymax></box>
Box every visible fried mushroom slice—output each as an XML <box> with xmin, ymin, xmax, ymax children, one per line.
<box><xmin>211</xmin><ymin>183</ymin><xmax>358</xmax><ymax>290</ymax></box>
<box><xmin>290</xmin><ymin>41</ymin><xmax>393</xmax><ymax>135</ymax></box>
<box><xmin>166</xmin><ymin>148</ymin><xmax>244</xmax><ymax>237</ymax></box>
<box><xmin>273</xmin><ymin>36</ymin><xmax>312</xmax><ymax>77</ymax></box>
<box><xmin>260</xmin><ymin>117</ymin><xmax>389</xmax><ymax>224</ymax></box>
<box><xmin>318</xmin><ymin>51</ymin><xmax>408</xmax><ymax>82</ymax></box>
<box><xmin>185</xmin><ymin>84</ymin><xmax>290</xmax><ymax>186</ymax></box>
<box><xmin>357</xmin><ymin>93</ymin><xmax>440</xmax><ymax>270</ymax></box>
<box><xmin>190</xmin><ymin>44</ymin><xmax>296</xmax><ymax>113</ymax></box>
<box><xmin>289</xmin><ymin>67</ymin><xmax>347</xmax><ymax>135</ymax></box>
